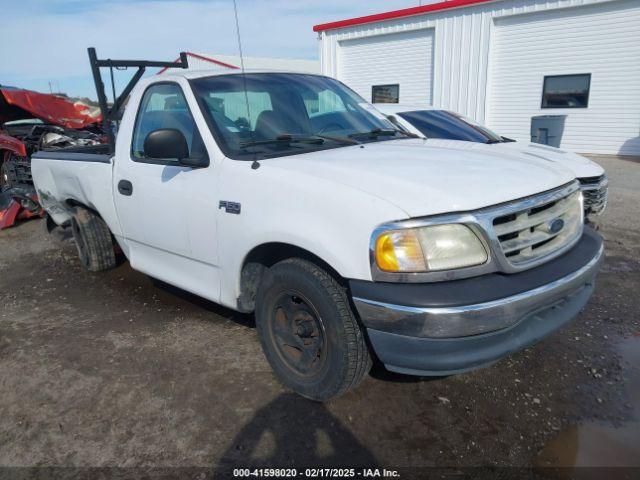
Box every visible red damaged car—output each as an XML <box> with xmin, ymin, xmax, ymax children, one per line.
<box><xmin>0</xmin><ymin>86</ymin><xmax>104</xmax><ymax>229</ymax></box>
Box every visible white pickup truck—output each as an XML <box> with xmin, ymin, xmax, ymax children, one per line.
<box><xmin>32</xmin><ymin>66</ymin><xmax>604</xmax><ymax>400</ymax></box>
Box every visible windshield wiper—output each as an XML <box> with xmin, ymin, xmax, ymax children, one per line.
<box><xmin>240</xmin><ymin>134</ymin><xmax>325</xmax><ymax>149</ymax></box>
<box><xmin>349</xmin><ymin>128</ymin><xmax>399</xmax><ymax>139</ymax></box>
<box><xmin>313</xmin><ymin>133</ymin><xmax>360</xmax><ymax>145</ymax></box>
<box><xmin>349</xmin><ymin>128</ymin><xmax>417</xmax><ymax>140</ymax></box>
<box><xmin>398</xmin><ymin>130</ymin><xmax>420</xmax><ymax>138</ymax></box>
<box><xmin>240</xmin><ymin>133</ymin><xmax>363</xmax><ymax>149</ymax></box>
<box><xmin>486</xmin><ymin>136</ymin><xmax>516</xmax><ymax>144</ymax></box>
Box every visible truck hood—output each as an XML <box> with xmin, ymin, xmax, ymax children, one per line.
<box><xmin>266</xmin><ymin>139</ymin><xmax>576</xmax><ymax>218</ymax></box>
<box><xmin>422</xmin><ymin>139</ymin><xmax>604</xmax><ymax>179</ymax></box>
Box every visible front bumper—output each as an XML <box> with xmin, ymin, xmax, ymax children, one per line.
<box><xmin>351</xmin><ymin>227</ymin><xmax>603</xmax><ymax>376</ymax></box>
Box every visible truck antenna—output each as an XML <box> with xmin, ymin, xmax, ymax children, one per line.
<box><xmin>232</xmin><ymin>0</ymin><xmax>259</xmax><ymax>169</ymax></box>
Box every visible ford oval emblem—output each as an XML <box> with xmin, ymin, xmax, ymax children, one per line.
<box><xmin>549</xmin><ymin>218</ymin><xmax>565</xmax><ymax>234</ymax></box>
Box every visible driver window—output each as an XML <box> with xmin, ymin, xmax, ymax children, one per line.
<box><xmin>131</xmin><ymin>83</ymin><xmax>202</xmax><ymax>161</ymax></box>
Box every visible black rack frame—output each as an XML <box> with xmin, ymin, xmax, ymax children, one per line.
<box><xmin>87</xmin><ymin>47</ymin><xmax>189</xmax><ymax>153</ymax></box>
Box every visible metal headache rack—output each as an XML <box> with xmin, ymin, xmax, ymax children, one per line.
<box><xmin>87</xmin><ymin>47</ymin><xmax>189</xmax><ymax>153</ymax></box>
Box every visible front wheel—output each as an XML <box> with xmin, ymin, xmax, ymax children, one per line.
<box><xmin>255</xmin><ymin>258</ymin><xmax>371</xmax><ymax>401</ymax></box>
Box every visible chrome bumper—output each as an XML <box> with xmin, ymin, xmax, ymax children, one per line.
<box><xmin>353</xmin><ymin>243</ymin><xmax>603</xmax><ymax>339</ymax></box>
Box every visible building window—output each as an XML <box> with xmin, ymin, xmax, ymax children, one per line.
<box><xmin>372</xmin><ymin>84</ymin><xmax>399</xmax><ymax>103</ymax></box>
<box><xmin>541</xmin><ymin>74</ymin><xmax>591</xmax><ymax>108</ymax></box>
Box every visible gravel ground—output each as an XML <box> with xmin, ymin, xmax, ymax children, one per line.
<box><xmin>0</xmin><ymin>155</ymin><xmax>639</xmax><ymax>477</ymax></box>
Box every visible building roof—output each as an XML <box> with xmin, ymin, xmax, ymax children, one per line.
<box><xmin>313</xmin><ymin>0</ymin><xmax>497</xmax><ymax>32</ymax></box>
<box><xmin>158</xmin><ymin>52</ymin><xmax>318</xmax><ymax>74</ymax></box>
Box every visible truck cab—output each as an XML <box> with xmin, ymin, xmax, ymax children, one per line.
<box><xmin>31</xmin><ymin>63</ymin><xmax>603</xmax><ymax>400</ymax></box>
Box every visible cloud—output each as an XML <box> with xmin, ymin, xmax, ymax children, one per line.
<box><xmin>0</xmin><ymin>0</ymin><xmax>411</xmax><ymax>98</ymax></box>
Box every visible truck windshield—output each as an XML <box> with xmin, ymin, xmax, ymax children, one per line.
<box><xmin>398</xmin><ymin>110</ymin><xmax>505</xmax><ymax>144</ymax></box>
<box><xmin>190</xmin><ymin>73</ymin><xmax>406</xmax><ymax>160</ymax></box>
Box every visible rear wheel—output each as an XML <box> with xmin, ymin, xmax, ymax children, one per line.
<box><xmin>255</xmin><ymin>258</ymin><xmax>371</xmax><ymax>401</ymax></box>
<box><xmin>71</xmin><ymin>208</ymin><xmax>116</xmax><ymax>272</ymax></box>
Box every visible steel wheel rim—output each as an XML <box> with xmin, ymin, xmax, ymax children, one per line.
<box><xmin>268</xmin><ymin>290</ymin><xmax>327</xmax><ymax>378</ymax></box>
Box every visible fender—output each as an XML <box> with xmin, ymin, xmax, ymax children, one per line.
<box><xmin>0</xmin><ymin>134</ymin><xmax>27</xmax><ymax>158</ymax></box>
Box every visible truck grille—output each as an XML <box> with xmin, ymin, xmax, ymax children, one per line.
<box><xmin>580</xmin><ymin>175</ymin><xmax>608</xmax><ymax>215</ymax></box>
<box><xmin>492</xmin><ymin>188</ymin><xmax>583</xmax><ymax>266</ymax></box>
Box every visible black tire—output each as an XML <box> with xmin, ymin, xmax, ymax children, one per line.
<box><xmin>71</xmin><ymin>208</ymin><xmax>116</xmax><ymax>272</ymax></box>
<box><xmin>255</xmin><ymin>258</ymin><xmax>372</xmax><ymax>401</ymax></box>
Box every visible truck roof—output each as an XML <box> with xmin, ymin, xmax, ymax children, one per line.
<box><xmin>155</xmin><ymin>69</ymin><xmax>330</xmax><ymax>82</ymax></box>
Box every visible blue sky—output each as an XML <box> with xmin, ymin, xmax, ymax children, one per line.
<box><xmin>0</xmin><ymin>0</ymin><xmax>415</xmax><ymax>99</ymax></box>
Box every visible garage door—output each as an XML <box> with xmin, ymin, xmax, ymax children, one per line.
<box><xmin>338</xmin><ymin>29</ymin><xmax>434</xmax><ymax>104</ymax></box>
<box><xmin>487</xmin><ymin>0</ymin><xmax>640</xmax><ymax>155</ymax></box>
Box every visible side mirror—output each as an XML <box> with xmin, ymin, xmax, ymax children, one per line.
<box><xmin>144</xmin><ymin>128</ymin><xmax>189</xmax><ymax>160</ymax></box>
<box><xmin>143</xmin><ymin>129</ymin><xmax>209</xmax><ymax>168</ymax></box>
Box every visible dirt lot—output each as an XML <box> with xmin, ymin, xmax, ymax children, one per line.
<box><xmin>1</xmin><ymin>155</ymin><xmax>639</xmax><ymax>477</ymax></box>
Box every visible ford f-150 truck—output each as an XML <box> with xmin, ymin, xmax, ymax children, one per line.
<box><xmin>31</xmin><ymin>51</ymin><xmax>604</xmax><ymax>400</ymax></box>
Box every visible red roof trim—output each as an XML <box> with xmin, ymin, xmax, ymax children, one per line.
<box><xmin>157</xmin><ymin>52</ymin><xmax>240</xmax><ymax>74</ymax></box>
<box><xmin>313</xmin><ymin>0</ymin><xmax>497</xmax><ymax>32</ymax></box>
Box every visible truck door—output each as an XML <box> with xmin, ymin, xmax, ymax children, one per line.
<box><xmin>113</xmin><ymin>82</ymin><xmax>221</xmax><ymax>302</ymax></box>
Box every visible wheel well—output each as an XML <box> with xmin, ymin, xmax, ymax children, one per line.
<box><xmin>237</xmin><ymin>242</ymin><xmax>345</xmax><ymax>313</ymax></box>
<box><xmin>65</xmin><ymin>199</ymin><xmax>100</xmax><ymax>216</ymax></box>
<box><xmin>55</xmin><ymin>199</ymin><xmax>97</xmax><ymax>228</ymax></box>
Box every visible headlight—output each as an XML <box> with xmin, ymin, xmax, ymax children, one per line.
<box><xmin>374</xmin><ymin>224</ymin><xmax>488</xmax><ymax>273</ymax></box>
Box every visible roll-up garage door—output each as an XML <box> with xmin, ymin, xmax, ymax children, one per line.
<box><xmin>488</xmin><ymin>0</ymin><xmax>640</xmax><ymax>155</ymax></box>
<box><xmin>338</xmin><ymin>29</ymin><xmax>434</xmax><ymax>104</ymax></box>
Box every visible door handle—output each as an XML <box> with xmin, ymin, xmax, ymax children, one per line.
<box><xmin>118</xmin><ymin>179</ymin><xmax>133</xmax><ymax>196</ymax></box>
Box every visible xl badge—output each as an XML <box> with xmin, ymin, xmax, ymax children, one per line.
<box><xmin>548</xmin><ymin>218</ymin><xmax>564</xmax><ymax>234</ymax></box>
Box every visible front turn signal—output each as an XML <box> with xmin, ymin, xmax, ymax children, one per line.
<box><xmin>374</xmin><ymin>230</ymin><xmax>427</xmax><ymax>272</ymax></box>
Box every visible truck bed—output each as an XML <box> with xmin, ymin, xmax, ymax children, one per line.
<box><xmin>30</xmin><ymin>146</ymin><xmax>122</xmax><ymax>238</ymax></box>
<box><xmin>34</xmin><ymin>143</ymin><xmax>111</xmax><ymax>163</ymax></box>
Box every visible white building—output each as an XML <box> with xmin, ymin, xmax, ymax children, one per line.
<box><xmin>315</xmin><ymin>0</ymin><xmax>640</xmax><ymax>156</ymax></box>
<box><xmin>158</xmin><ymin>52</ymin><xmax>319</xmax><ymax>75</ymax></box>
